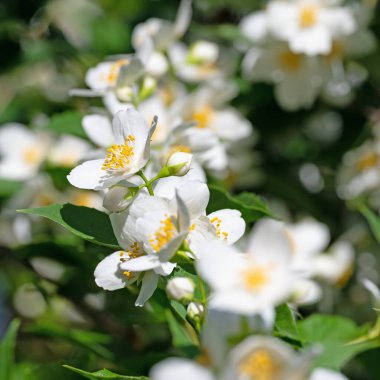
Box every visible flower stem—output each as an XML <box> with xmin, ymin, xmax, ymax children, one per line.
<box><xmin>138</xmin><ymin>171</ymin><xmax>154</xmax><ymax>196</ymax></box>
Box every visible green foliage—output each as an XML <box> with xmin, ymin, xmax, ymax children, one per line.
<box><xmin>19</xmin><ymin>203</ymin><xmax>120</xmax><ymax>249</ymax></box>
<box><xmin>356</xmin><ymin>201</ymin><xmax>380</xmax><ymax>244</ymax></box>
<box><xmin>63</xmin><ymin>366</ymin><xmax>149</xmax><ymax>380</ymax></box>
<box><xmin>274</xmin><ymin>304</ymin><xmax>302</xmax><ymax>345</ymax></box>
<box><xmin>0</xmin><ymin>319</ymin><xmax>20</xmax><ymax>380</ymax></box>
<box><xmin>207</xmin><ymin>185</ymin><xmax>273</xmax><ymax>223</ymax></box>
<box><xmin>45</xmin><ymin>111</ymin><xmax>87</xmax><ymax>139</ymax></box>
<box><xmin>297</xmin><ymin>314</ymin><xmax>380</xmax><ymax>370</ymax></box>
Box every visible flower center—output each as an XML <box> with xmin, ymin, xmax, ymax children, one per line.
<box><xmin>356</xmin><ymin>152</ymin><xmax>378</xmax><ymax>172</ymax></box>
<box><xmin>107</xmin><ymin>59</ymin><xmax>129</xmax><ymax>85</ymax></box>
<box><xmin>23</xmin><ymin>146</ymin><xmax>41</xmax><ymax>164</ymax></box>
<box><xmin>191</xmin><ymin>106</ymin><xmax>214</xmax><ymax>129</ymax></box>
<box><xmin>102</xmin><ymin>135</ymin><xmax>135</xmax><ymax>171</ymax></box>
<box><xmin>209</xmin><ymin>216</ymin><xmax>229</xmax><ymax>241</ymax></box>
<box><xmin>279</xmin><ymin>51</ymin><xmax>302</xmax><ymax>72</ymax></box>
<box><xmin>239</xmin><ymin>349</ymin><xmax>280</xmax><ymax>380</ymax></box>
<box><xmin>149</xmin><ymin>215</ymin><xmax>177</xmax><ymax>252</ymax></box>
<box><xmin>243</xmin><ymin>266</ymin><xmax>269</xmax><ymax>291</ymax></box>
<box><xmin>299</xmin><ymin>5</ymin><xmax>318</xmax><ymax>28</ymax></box>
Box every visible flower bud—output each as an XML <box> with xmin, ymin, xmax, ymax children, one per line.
<box><xmin>186</xmin><ymin>302</ymin><xmax>204</xmax><ymax>322</ymax></box>
<box><xmin>138</xmin><ymin>76</ymin><xmax>157</xmax><ymax>101</ymax></box>
<box><xmin>116</xmin><ymin>85</ymin><xmax>134</xmax><ymax>102</ymax></box>
<box><xmin>187</xmin><ymin>41</ymin><xmax>219</xmax><ymax>65</ymax></box>
<box><xmin>166</xmin><ymin>277</ymin><xmax>195</xmax><ymax>302</ymax></box>
<box><xmin>166</xmin><ymin>152</ymin><xmax>192</xmax><ymax>176</ymax></box>
<box><xmin>103</xmin><ymin>186</ymin><xmax>139</xmax><ymax>212</ymax></box>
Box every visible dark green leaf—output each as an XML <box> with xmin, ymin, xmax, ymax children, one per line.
<box><xmin>19</xmin><ymin>203</ymin><xmax>120</xmax><ymax>249</ymax></box>
<box><xmin>63</xmin><ymin>366</ymin><xmax>149</xmax><ymax>380</ymax></box>
<box><xmin>207</xmin><ymin>185</ymin><xmax>273</xmax><ymax>223</ymax></box>
<box><xmin>356</xmin><ymin>202</ymin><xmax>380</xmax><ymax>244</ymax></box>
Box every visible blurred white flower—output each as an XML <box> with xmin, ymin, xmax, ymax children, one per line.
<box><xmin>309</xmin><ymin>368</ymin><xmax>348</xmax><ymax>380</ymax></box>
<box><xmin>197</xmin><ymin>219</ymin><xmax>296</xmax><ymax>323</ymax></box>
<box><xmin>0</xmin><ymin>123</ymin><xmax>50</xmax><ymax>180</ymax></box>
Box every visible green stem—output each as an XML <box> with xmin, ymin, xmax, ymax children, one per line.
<box><xmin>138</xmin><ymin>171</ymin><xmax>154</xmax><ymax>196</ymax></box>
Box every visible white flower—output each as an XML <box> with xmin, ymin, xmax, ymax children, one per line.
<box><xmin>166</xmin><ymin>152</ymin><xmax>193</xmax><ymax>176</ymax></box>
<box><xmin>0</xmin><ymin>123</ymin><xmax>50</xmax><ymax>180</ymax></box>
<box><xmin>313</xmin><ymin>240</ymin><xmax>354</xmax><ymax>286</ymax></box>
<box><xmin>67</xmin><ymin>108</ymin><xmax>155</xmax><ymax>190</ymax></box>
<box><xmin>240</xmin><ymin>11</ymin><xmax>269</xmax><ymax>44</ymax></box>
<box><xmin>309</xmin><ymin>368</ymin><xmax>348</xmax><ymax>380</ymax></box>
<box><xmin>48</xmin><ymin>135</ymin><xmax>91</xmax><ymax>167</ymax></box>
<box><xmin>166</xmin><ymin>277</ymin><xmax>195</xmax><ymax>301</ymax></box>
<box><xmin>197</xmin><ymin>219</ymin><xmax>296</xmax><ymax>322</ymax></box>
<box><xmin>267</xmin><ymin>0</ymin><xmax>356</xmax><ymax>56</ymax></box>
<box><xmin>242</xmin><ymin>44</ymin><xmax>324</xmax><ymax>110</ymax></box>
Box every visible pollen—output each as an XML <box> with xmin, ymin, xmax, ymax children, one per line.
<box><xmin>210</xmin><ymin>216</ymin><xmax>229</xmax><ymax>241</ymax></box>
<box><xmin>299</xmin><ymin>5</ymin><xmax>318</xmax><ymax>28</ymax></box>
<box><xmin>239</xmin><ymin>349</ymin><xmax>280</xmax><ymax>380</ymax></box>
<box><xmin>102</xmin><ymin>136</ymin><xmax>135</xmax><ymax>171</ymax></box>
<box><xmin>356</xmin><ymin>152</ymin><xmax>378</xmax><ymax>172</ymax></box>
<box><xmin>23</xmin><ymin>146</ymin><xmax>41</xmax><ymax>164</ymax></box>
<box><xmin>243</xmin><ymin>266</ymin><xmax>269</xmax><ymax>291</ymax></box>
<box><xmin>107</xmin><ymin>59</ymin><xmax>129</xmax><ymax>85</ymax></box>
<box><xmin>279</xmin><ymin>51</ymin><xmax>302</xmax><ymax>72</ymax></box>
<box><xmin>127</xmin><ymin>242</ymin><xmax>144</xmax><ymax>258</ymax></box>
<box><xmin>123</xmin><ymin>270</ymin><xmax>133</xmax><ymax>280</ymax></box>
<box><xmin>149</xmin><ymin>216</ymin><xmax>177</xmax><ymax>252</ymax></box>
<box><xmin>191</xmin><ymin>105</ymin><xmax>214</xmax><ymax>129</ymax></box>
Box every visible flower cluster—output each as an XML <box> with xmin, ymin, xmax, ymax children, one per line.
<box><xmin>240</xmin><ymin>0</ymin><xmax>376</xmax><ymax>110</ymax></box>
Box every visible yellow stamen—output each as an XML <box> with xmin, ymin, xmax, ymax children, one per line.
<box><xmin>210</xmin><ymin>216</ymin><xmax>229</xmax><ymax>241</ymax></box>
<box><xmin>279</xmin><ymin>51</ymin><xmax>302</xmax><ymax>72</ymax></box>
<box><xmin>356</xmin><ymin>152</ymin><xmax>378</xmax><ymax>172</ymax></box>
<box><xmin>107</xmin><ymin>59</ymin><xmax>129</xmax><ymax>85</ymax></box>
<box><xmin>123</xmin><ymin>270</ymin><xmax>133</xmax><ymax>280</ymax></box>
<box><xmin>102</xmin><ymin>136</ymin><xmax>135</xmax><ymax>171</ymax></box>
<box><xmin>72</xmin><ymin>192</ymin><xmax>95</xmax><ymax>207</ymax></box>
<box><xmin>191</xmin><ymin>106</ymin><xmax>214</xmax><ymax>129</ymax></box>
<box><xmin>299</xmin><ymin>5</ymin><xmax>318</xmax><ymax>28</ymax></box>
<box><xmin>239</xmin><ymin>349</ymin><xmax>280</xmax><ymax>380</ymax></box>
<box><xmin>149</xmin><ymin>216</ymin><xmax>176</xmax><ymax>252</ymax></box>
<box><xmin>23</xmin><ymin>147</ymin><xmax>41</xmax><ymax>164</ymax></box>
<box><xmin>243</xmin><ymin>266</ymin><xmax>269</xmax><ymax>291</ymax></box>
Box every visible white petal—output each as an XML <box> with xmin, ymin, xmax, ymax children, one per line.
<box><xmin>176</xmin><ymin>181</ymin><xmax>209</xmax><ymax>220</ymax></box>
<box><xmin>82</xmin><ymin>114</ymin><xmax>114</xmax><ymax>147</ymax></box>
<box><xmin>135</xmin><ymin>271</ymin><xmax>159</xmax><ymax>306</ymax></box>
<box><xmin>208</xmin><ymin>209</ymin><xmax>245</xmax><ymax>245</ymax></box>
<box><xmin>309</xmin><ymin>368</ymin><xmax>348</xmax><ymax>380</ymax></box>
<box><xmin>122</xmin><ymin>255</ymin><xmax>161</xmax><ymax>271</ymax></box>
<box><xmin>67</xmin><ymin>159</ymin><xmax>109</xmax><ymax>190</ymax></box>
<box><xmin>150</xmin><ymin>358</ymin><xmax>213</xmax><ymax>380</ymax></box>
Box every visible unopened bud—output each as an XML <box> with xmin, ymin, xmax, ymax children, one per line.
<box><xmin>187</xmin><ymin>41</ymin><xmax>219</xmax><ymax>65</ymax></box>
<box><xmin>116</xmin><ymin>85</ymin><xmax>134</xmax><ymax>102</ymax></box>
<box><xmin>166</xmin><ymin>277</ymin><xmax>195</xmax><ymax>302</ymax></box>
<box><xmin>139</xmin><ymin>76</ymin><xmax>157</xmax><ymax>101</ymax></box>
<box><xmin>186</xmin><ymin>302</ymin><xmax>204</xmax><ymax>322</ymax></box>
<box><xmin>166</xmin><ymin>152</ymin><xmax>192</xmax><ymax>176</ymax></box>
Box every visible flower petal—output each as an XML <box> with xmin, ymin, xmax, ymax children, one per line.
<box><xmin>135</xmin><ymin>271</ymin><xmax>159</xmax><ymax>306</ymax></box>
<box><xmin>82</xmin><ymin>114</ymin><xmax>114</xmax><ymax>148</ymax></box>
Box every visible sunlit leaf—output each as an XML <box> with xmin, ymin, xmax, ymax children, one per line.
<box><xmin>63</xmin><ymin>366</ymin><xmax>149</xmax><ymax>380</ymax></box>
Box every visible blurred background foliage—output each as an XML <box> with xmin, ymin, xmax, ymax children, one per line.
<box><xmin>1</xmin><ymin>0</ymin><xmax>380</xmax><ymax>379</ymax></box>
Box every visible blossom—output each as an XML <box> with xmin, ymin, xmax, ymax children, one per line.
<box><xmin>166</xmin><ymin>151</ymin><xmax>193</xmax><ymax>176</ymax></box>
<box><xmin>309</xmin><ymin>368</ymin><xmax>348</xmax><ymax>380</ymax></box>
<box><xmin>197</xmin><ymin>219</ymin><xmax>295</xmax><ymax>322</ymax></box>
<box><xmin>267</xmin><ymin>0</ymin><xmax>356</xmax><ymax>56</ymax></box>
<box><xmin>0</xmin><ymin>123</ymin><xmax>50</xmax><ymax>180</ymax></box>
<box><xmin>67</xmin><ymin>108</ymin><xmax>155</xmax><ymax>190</ymax></box>
<box><xmin>242</xmin><ymin>43</ymin><xmax>324</xmax><ymax>110</ymax></box>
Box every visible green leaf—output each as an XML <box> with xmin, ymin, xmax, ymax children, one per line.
<box><xmin>297</xmin><ymin>314</ymin><xmax>380</xmax><ymax>370</ymax></box>
<box><xmin>19</xmin><ymin>203</ymin><xmax>120</xmax><ymax>249</ymax></box>
<box><xmin>356</xmin><ymin>202</ymin><xmax>380</xmax><ymax>244</ymax></box>
<box><xmin>45</xmin><ymin>111</ymin><xmax>86</xmax><ymax>139</ymax></box>
<box><xmin>0</xmin><ymin>319</ymin><xmax>20</xmax><ymax>380</ymax></box>
<box><xmin>0</xmin><ymin>179</ymin><xmax>22</xmax><ymax>197</ymax></box>
<box><xmin>63</xmin><ymin>366</ymin><xmax>149</xmax><ymax>380</ymax></box>
<box><xmin>207</xmin><ymin>185</ymin><xmax>273</xmax><ymax>223</ymax></box>
<box><xmin>274</xmin><ymin>304</ymin><xmax>302</xmax><ymax>345</ymax></box>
